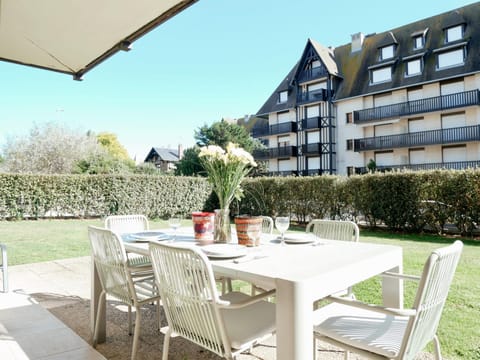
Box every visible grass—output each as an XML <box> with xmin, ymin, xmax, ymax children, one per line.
<box><xmin>1</xmin><ymin>219</ymin><xmax>479</xmax><ymax>359</ymax></box>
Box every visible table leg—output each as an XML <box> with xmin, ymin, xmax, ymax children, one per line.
<box><xmin>90</xmin><ymin>255</ymin><xmax>106</xmax><ymax>343</ymax></box>
<box><xmin>276</xmin><ymin>279</ymin><xmax>313</xmax><ymax>360</ymax></box>
<box><xmin>382</xmin><ymin>264</ymin><xmax>403</xmax><ymax>308</ymax></box>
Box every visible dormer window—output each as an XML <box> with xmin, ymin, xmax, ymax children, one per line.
<box><xmin>278</xmin><ymin>90</ymin><xmax>288</xmax><ymax>103</ymax></box>
<box><xmin>379</xmin><ymin>45</ymin><xmax>395</xmax><ymax>61</ymax></box>
<box><xmin>445</xmin><ymin>25</ymin><xmax>463</xmax><ymax>43</ymax></box>
<box><xmin>413</xmin><ymin>35</ymin><xmax>424</xmax><ymax>50</ymax></box>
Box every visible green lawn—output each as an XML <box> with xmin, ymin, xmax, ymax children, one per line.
<box><xmin>1</xmin><ymin>219</ymin><xmax>478</xmax><ymax>359</ymax></box>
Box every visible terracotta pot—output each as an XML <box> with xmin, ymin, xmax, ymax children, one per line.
<box><xmin>192</xmin><ymin>212</ymin><xmax>214</xmax><ymax>244</ymax></box>
<box><xmin>234</xmin><ymin>215</ymin><xmax>262</xmax><ymax>246</ymax></box>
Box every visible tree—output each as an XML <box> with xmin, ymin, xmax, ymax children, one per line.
<box><xmin>176</xmin><ymin>119</ymin><xmax>262</xmax><ymax>176</ymax></box>
<box><xmin>174</xmin><ymin>146</ymin><xmax>203</xmax><ymax>176</ymax></box>
<box><xmin>194</xmin><ymin>119</ymin><xmax>258</xmax><ymax>152</ymax></box>
<box><xmin>1</xmin><ymin>121</ymin><xmax>101</xmax><ymax>174</ymax></box>
<box><xmin>96</xmin><ymin>132</ymin><xmax>132</xmax><ymax>161</ymax></box>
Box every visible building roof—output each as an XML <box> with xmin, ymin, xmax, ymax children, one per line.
<box><xmin>333</xmin><ymin>2</ymin><xmax>480</xmax><ymax>100</ymax></box>
<box><xmin>256</xmin><ymin>1</ymin><xmax>480</xmax><ymax>115</ymax></box>
<box><xmin>144</xmin><ymin>147</ymin><xmax>179</xmax><ymax>163</ymax></box>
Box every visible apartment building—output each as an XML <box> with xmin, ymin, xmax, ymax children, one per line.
<box><xmin>253</xmin><ymin>2</ymin><xmax>480</xmax><ymax>176</ymax></box>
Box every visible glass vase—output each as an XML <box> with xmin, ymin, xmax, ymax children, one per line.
<box><xmin>214</xmin><ymin>208</ymin><xmax>232</xmax><ymax>243</ymax></box>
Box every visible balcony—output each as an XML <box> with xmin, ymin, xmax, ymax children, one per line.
<box><xmin>252</xmin><ymin>124</ymin><xmax>269</xmax><ymax>137</ymax></box>
<box><xmin>252</xmin><ymin>122</ymin><xmax>297</xmax><ymax>138</ymax></box>
<box><xmin>353</xmin><ymin>89</ymin><xmax>480</xmax><ymax>124</ymax></box>
<box><xmin>301</xmin><ymin>142</ymin><xmax>322</xmax><ymax>155</ymax></box>
<box><xmin>268</xmin><ymin>170</ymin><xmax>298</xmax><ymax>177</ymax></box>
<box><xmin>355</xmin><ymin>160</ymin><xmax>480</xmax><ymax>174</ymax></box>
<box><xmin>271</xmin><ymin>121</ymin><xmax>297</xmax><ymax>135</ymax></box>
<box><xmin>297</xmin><ymin>66</ymin><xmax>329</xmax><ymax>83</ymax></box>
<box><xmin>354</xmin><ymin>125</ymin><xmax>480</xmax><ymax>152</ymax></box>
<box><xmin>252</xmin><ymin>146</ymin><xmax>297</xmax><ymax>160</ymax></box>
<box><xmin>297</xmin><ymin>89</ymin><xmax>332</xmax><ymax>104</ymax></box>
<box><xmin>301</xmin><ymin>116</ymin><xmax>321</xmax><ymax>130</ymax></box>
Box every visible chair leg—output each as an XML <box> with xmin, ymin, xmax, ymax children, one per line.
<box><xmin>128</xmin><ymin>305</ymin><xmax>132</xmax><ymax>335</ymax></box>
<box><xmin>162</xmin><ymin>330</ymin><xmax>171</xmax><ymax>360</ymax></box>
<box><xmin>433</xmin><ymin>335</ymin><xmax>443</xmax><ymax>360</ymax></box>
<box><xmin>131</xmin><ymin>307</ymin><xmax>142</xmax><ymax>360</ymax></box>
<box><xmin>93</xmin><ymin>291</ymin><xmax>106</xmax><ymax>347</ymax></box>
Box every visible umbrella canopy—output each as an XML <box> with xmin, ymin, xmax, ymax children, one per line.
<box><xmin>0</xmin><ymin>0</ymin><xmax>198</xmax><ymax>80</ymax></box>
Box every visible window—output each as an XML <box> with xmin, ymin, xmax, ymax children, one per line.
<box><xmin>379</xmin><ymin>45</ymin><xmax>394</xmax><ymax>60</ymax></box>
<box><xmin>371</xmin><ymin>67</ymin><xmax>391</xmax><ymax>84</ymax></box>
<box><xmin>346</xmin><ymin>112</ymin><xmax>353</xmax><ymax>124</ymax></box>
<box><xmin>278</xmin><ymin>90</ymin><xmax>288</xmax><ymax>103</ymax></box>
<box><xmin>346</xmin><ymin>139</ymin><xmax>353</xmax><ymax>151</ymax></box>
<box><xmin>347</xmin><ymin>166</ymin><xmax>355</xmax><ymax>176</ymax></box>
<box><xmin>443</xmin><ymin>145</ymin><xmax>466</xmax><ymax>163</ymax></box>
<box><xmin>409</xmin><ymin>148</ymin><xmax>425</xmax><ymax>165</ymax></box>
<box><xmin>446</xmin><ymin>25</ymin><xmax>463</xmax><ymax>43</ymax></box>
<box><xmin>413</xmin><ymin>35</ymin><xmax>424</xmax><ymax>49</ymax></box>
<box><xmin>437</xmin><ymin>48</ymin><xmax>465</xmax><ymax>69</ymax></box>
<box><xmin>406</xmin><ymin>59</ymin><xmax>422</xmax><ymax>76</ymax></box>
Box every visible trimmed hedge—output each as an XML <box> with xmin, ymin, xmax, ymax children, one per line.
<box><xmin>2</xmin><ymin>170</ymin><xmax>480</xmax><ymax>235</ymax></box>
<box><xmin>0</xmin><ymin>174</ymin><xmax>211</xmax><ymax>220</ymax></box>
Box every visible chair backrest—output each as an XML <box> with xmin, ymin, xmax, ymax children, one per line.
<box><xmin>261</xmin><ymin>216</ymin><xmax>274</xmax><ymax>234</ymax></box>
<box><xmin>88</xmin><ymin>225</ymin><xmax>134</xmax><ymax>306</ymax></box>
<box><xmin>401</xmin><ymin>240</ymin><xmax>463</xmax><ymax>359</ymax></box>
<box><xmin>149</xmin><ymin>242</ymin><xmax>232</xmax><ymax>358</ymax></box>
<box><xmin>105</xmin><ymin>214</ymin><xmax>149</xmax><ymax>234</ymax></box>
<box><xmin>306</xmin><ymin>219</ymin><xmax>359</xmax><ymax>242</ymax></box>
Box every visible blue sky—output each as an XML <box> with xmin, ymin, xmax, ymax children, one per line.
<box><xmin>0</xmin><ymin>0</ymin><xmax>475</xmax><ymax>162</ymax></box>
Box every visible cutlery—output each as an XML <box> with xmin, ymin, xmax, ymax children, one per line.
<box><xmin>233</xmin><ymin>254</ymin><xmax>268</xmax><ymax>264</ymax></box>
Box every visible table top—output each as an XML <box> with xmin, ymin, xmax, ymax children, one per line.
<box><xmin>123</xmin><ymin>229</ymin><xmax>402</xmax><ymax>301</ymax></box>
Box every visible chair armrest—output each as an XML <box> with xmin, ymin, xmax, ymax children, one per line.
<box><xmin>381</xmin><ymin>271</ymin><xmax>421</xmax><ymax>282</ymax></box>
<box><xmin>326</xmin><ymin>295</ymin><xmax>417</xmax><ymax>317</ymax></box>
<box><xmin>217</xmin><ymin>289</ymin><xmax>276</xmax><ymax>309</ymax></box>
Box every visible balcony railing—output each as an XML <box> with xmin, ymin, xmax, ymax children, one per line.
<box><xmin>301</xmin><ymin>116</ymin><xmax>321</xmax><ymax>130</ymax></box>
<box><xmin>297</xmin><ymin>89</ymin><xmax>332</xmax><ymax>104</ymax></box>
<box><xmin>268</xmin><ymin>170</ymin><xmax>298</xmax><ymax>177</ymax></box>
<box><xmin>271</xmin><ymin>122</ymin><xmax>297</xmax><ymax>135</ymax></box>
<box><xmin>252</xmin><ymin>122</ymin><xmax>297</xmax><ymax>138</ymax></box>
<box><xmin>297</xmin><ymin>66</ymin><xmax>329</xmax><ymax>83</ymax></box>
<box><xmin>252</xmin><ymin>146</ymin><xmax>297</xmax><ymax>160</ymax></box>
<box><xmin>355</xmin><ymin>160</ymin><xmax>480</xmax><ymax>174</ymax></box>
<box><xmin>354</xmin><ymin>125</ymin><xmax>480</xmax><ymax>151</ymax></box>
<box><xmin>252</xmin><ymin>125</ymin><xmax>269</xmax><ymax>137</ymax></box>
<box><xmin>300</xmin><ymin>169</ymin><xmax>324</xmax><ymax>176</ymax></box>
<box><xmin>301</xmin><ymin>142</ymin><xmax>322</xmax><ymax>155</ymax></box>
<box><xmin>353</xmin><ymin>89</ymin><xmax>480</xmax><ymax>124</ymax></box>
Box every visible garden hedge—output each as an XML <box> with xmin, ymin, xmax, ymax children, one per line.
<box><xmin>1</xmin><ymin>170</ymin><xmax>479</xmax><ymax>235</ymax></box>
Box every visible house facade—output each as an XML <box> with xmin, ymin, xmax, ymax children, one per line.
<box><xmin>253</xmin><ymin>2</ymin><xmax>480</xmax><ymax>176</ymax></box>
<box><xmin>144</xmin><ymin>146</ymin><xmax>183</xmax><ymax>172</ymax></box>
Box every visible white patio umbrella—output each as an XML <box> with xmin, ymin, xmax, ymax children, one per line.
<box><xmin>0</xmin><ymin>0</ymin><xmax>198</xmax><ymax>80</ymax></box>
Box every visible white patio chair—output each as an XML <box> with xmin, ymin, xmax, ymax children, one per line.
<box><xmin>88</xmin><ymin>226</ymin><xmax>160</xmax><ymax>360</ymax></box>
<box><xmin>261</xmin><ymin>215</ymin><xmax>274</xmax><ymax>234</ymax></box>
<box><xmin>149</xmin><ymin>241</ymin><xmax>276</xmax><ymax>360</ymax></box>
<box><xmin>105</xmin><ymin>214</ymin><xmax>151</xmax><ymax>268</ymax></box>
<box><xmin>306</xmin><ymin>219</ymin><xmax>359</xmax><ymax>242</ymax></box>
<box><xmin>313</xmin><ymin>240</ymin><xmax>463</xmax><ymax>360</ymax></box>
<box><xmin>307</xmin><ymin>219</ymin><xmax>359</xmax><ymax>301</ymax></box>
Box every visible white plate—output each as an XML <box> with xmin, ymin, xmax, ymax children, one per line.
<box><xmin>201</xmin><ymin>244</ymin><xmax>247</xmax><ymax>259</ymax></box>
<box><xmin>129</xmin><ymin>231</ymin><xmax>170</xmax><ymax>242</ymax></box>
<box><xmin>280</xmin><ymin>233</ymin><xmax>314</xmax><ymax>244</ymax></box>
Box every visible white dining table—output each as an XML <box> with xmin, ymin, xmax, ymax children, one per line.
<box><xmin>90</xmin><ymin>230</ymin><xmax>403</xmax><ymax>360</ymax></box>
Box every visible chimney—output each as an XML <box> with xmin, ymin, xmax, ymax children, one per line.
<box><xmin>351</xmin><ymin>32</ymin><xmax>365</xmax><ymax>53</ymax></box>
<box><xmin>177</xmin><ymin>144</ymin><xmax>184</xmax><ymax>159</ymax></box>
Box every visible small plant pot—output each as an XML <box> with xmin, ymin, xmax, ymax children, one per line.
<box><xmin>234</xmin><ymin>215</ymin><xmax>262</xmax><ymax>246</ymax></box>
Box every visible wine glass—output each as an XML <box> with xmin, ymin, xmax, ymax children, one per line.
<box><xmin>168</xmin><ymin>214</ymin><xmax>182</xmax><ymax>241</ymax></box>
<box><xmin>275</xmin><ymin>216</ymin><xmax>290</xmax><ymax>245</ymax></box>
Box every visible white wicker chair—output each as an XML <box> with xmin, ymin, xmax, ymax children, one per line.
<box><xmin>313</xmin><ymin>240</ymin><xmax>463</xmax><ymax>360</ymax></box>
<box><xmin>105</xmin><ymin>215</ymin><xmax>151</xmax><ymax>268</ymax></box>
<box><xmin>88</xmin><ymin>226</ymin><xmax>160</xmax><ymax>360</ymax></box>
<box><xmin>149</xmin><ymin>241</ymin><xmax>276</xmax><ymax>360</ymax></box>
<box><xmin>306</xmin><ymin>219</ymin><xmax>359</xmax><ymax>242</ymax></box>
<box><xmin>307</xmin><ymin>219</ymin><xmax>359</xmax><ymax>300</ymax></box>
